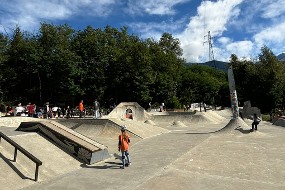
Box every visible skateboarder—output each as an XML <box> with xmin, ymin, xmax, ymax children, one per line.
<box><xmin>118</xmin><ymin>125</ymin><xmax>131</xmax><ymax>169</ymax></box>
<box><xmin>252</xmin><ymin>113</ymin><xmax>261</xmax><ymax>131</ymax></box>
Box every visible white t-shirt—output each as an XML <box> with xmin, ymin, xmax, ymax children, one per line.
<box><xmin>52</xmin><ymin>107</ymin><xmax>59</xmax><ymax>112</ymax></box>
<box><xmin>16</xmin><ymin>106</ymin><xmax>25</xmax><ymax>113</ymax></box>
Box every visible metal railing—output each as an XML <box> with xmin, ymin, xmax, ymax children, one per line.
<box><xmin>0</xmin><ymin>131</ymin><xmax>42</xmax><ymax>181</ymax></box>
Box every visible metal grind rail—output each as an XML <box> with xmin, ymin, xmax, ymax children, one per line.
<box><xmin>0</xmin><ymin>131</ymin><xmax>42</xmax><ymax>181</ymax></box>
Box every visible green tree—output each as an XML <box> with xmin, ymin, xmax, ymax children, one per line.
<box><xmin>38</xmin><ymin>23</ymin><xmax>81</xmax><ymax>104</ymax></box>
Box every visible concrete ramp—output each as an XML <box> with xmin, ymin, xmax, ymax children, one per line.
<box><xmin>16</xmin><ymin>121</ymin><xmax>110</xmax><ymax>164</ymax></box>
<box><xmin>272</xmin><ymin>118</ymin><xmax>285</xmax><ymax>127</ymax></box>
<box><xmin>109</xmin><ymin>118</ymin><xmax>169</xmax><ymax>139</ymax></box>
<box><xmin>190</xmin><ymin>112</ymin><xmax>220</xmax><ymax>124</ymax></box>
<box><xmin>217</xmin><ymin>118</ymin><xmax>250</xmax><ymax>134</ymax></box>
<box><xmin>58</xmin><ymin>119</ymin><xmax>127</xmax><ymax>138</ymax></box>
<box><xmin>57</xmin><ymin>118</ymin><xmax>168</xmax><ymax>139</ymax></box>
<box><xmin>0</xmin><ymin>133</ymin><xmax>82</xmax><ymax>188</ymax></box>
<box><xmin>150</xmin><ymin>111</ymin><xmax>225</xmax><ymax>125</ymax></box>
<box><xmin>214</xmin><ymin>108</ymin><xmax>233</xmax><ymax>118</ymax></box>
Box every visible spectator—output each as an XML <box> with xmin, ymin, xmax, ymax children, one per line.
<box><xmin>15</xmin><ymin>103</ymin><xmax>25</xmax><ymax>116</ymax></box>
<box><xmin>93</xmin><ymin>99</ymin><xmax>100</xmax><ymax>119</ymax></box>
<box><xmin>79</xmin><ymin>100</ymin><xmax>84</xmax><ymax>118</ymax></box>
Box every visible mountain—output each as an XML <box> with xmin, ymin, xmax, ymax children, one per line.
<box><xmin>187</xmin><ymin>60</ymin><xmax>229</xmax><ymax>72</ymax></box>
<box><xmin>277</xmin><ymin>53</ymin><xmax>285</xmax><ymax>61</ymax></box>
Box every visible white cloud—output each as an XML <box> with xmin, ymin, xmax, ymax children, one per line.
<box><xmin>178</xmin><ymin>0</ymin><xmax>244</xmax><ymax>62</ymax></box>
<box><xmin>260</xmin><ymin>0</ymin><xmax>285</xmax><ymax>19</ymax></box>
<box><xmin>0</xmin><ymin>0</ymin><xmax>117</xmax><ymax>33</ymax></box>
<box><xmin>126</xmin><ymin>0</ymin><xmax>191</xmax><ymax>15</ymax></box>
<box><xmin>127</xmin><ymin>17</ymin><xmax>188</xmax><ymax>39</ymax></box>
<box><xmin>253</xmin><ymin>21</ymin><xmax>285</xmax><ymax>53</ymax></box>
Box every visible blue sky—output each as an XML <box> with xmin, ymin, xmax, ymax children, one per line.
<box><xmin>0</xmin><ymin>0</ymin><xmax>285</xmax><ymax>62</ymax></box>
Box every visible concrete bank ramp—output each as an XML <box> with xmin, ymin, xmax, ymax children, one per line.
<box><xmin>58</xmin><ymin>119</ymin><xmax>127</xmax><ymax>139</ymax></box>
<box><xmin>58</xmin><ymin>118</ymin><xmax>168</xmax><ymax>139</ymax></box>
<box><xmin>16</xmin><ymin>121</ymin><xmax>110</xmax><ymax>164</ymax></box>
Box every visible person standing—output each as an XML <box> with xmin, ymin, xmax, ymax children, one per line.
<box><xmin>66</xmin><ymin>106</ymin><xmax>71</xmax><ymax>119</ymax></box>
<box><xmin>118</xmin><ymin>125</ymin><xmax>131</xmax><ymax>169</ymax></box>
<box><xmin>27</xmin><ymin>102</ymin><xmax>35</xmax><ymax>117</ymax></box>
<box><xmin>252</xmin><ymin>113</ymin><xmax>261</xmax><ymax>131</ymax></box>
<box><xmin>93</xmin><ymin>99</ymin><xmax>100</xmax><ymax>119</ymax></box>
<box><xmin>79</xmin><ymin>100</ymin><xmax>84</xmax><ymax>118</ymax></box>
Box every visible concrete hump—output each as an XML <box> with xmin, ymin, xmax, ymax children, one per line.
<box><xmin>217</xmin><ymin>118</ymin><xmax>250</xmax><ymax>134</ymax></box>
<box><xmin>106</xmin><ymin>102</ymin><xmax>150</xmax><ymax>121</ymax></box>
<box><xmin>144</xmin><ymin>120</ymin><xmax>157</xmax><ymax>126</ymax></box>
<box><xmin>172</xmin><ymin>121</ymin><xmax>187</xmax><ymax>127</ymax></box>
<box><xmin>190</xmin><ymin>112</ymin><xmax>218</xmax><ymax>124</ymax></box>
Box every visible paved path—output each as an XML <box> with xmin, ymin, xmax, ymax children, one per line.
<box><xmin>22</xmin><ymin>121</ymin><xmax>285</xmax><ymax>190</ymax></box>
<box><xmin>1</xmin><ymin>117</ymin><xmax>285</xmax><ymax>190</ymax></box>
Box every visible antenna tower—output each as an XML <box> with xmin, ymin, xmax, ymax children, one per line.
<box><xmin>203</xmin><ymin>0</ymin><xmax>216</xmax><ymax>68</ymax></box>
<box><xmin>203</xmin><ymin>31</ymin><xmax>216</xmax><ymax>67</ymax></box>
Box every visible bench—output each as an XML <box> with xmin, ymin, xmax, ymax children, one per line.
<box><xmin>0</xmin><ymin>131</ymin><xmax>42</xmax><ymax>181</ymax></box>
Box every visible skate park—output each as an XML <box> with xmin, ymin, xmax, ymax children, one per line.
<box><xmin>0</xmin><ymin>102</ymin><xmax>285</xmax><ymax>190</ymax></box>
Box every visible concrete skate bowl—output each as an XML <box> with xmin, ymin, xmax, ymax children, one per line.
<box><xmin>106</xmin><ymin>102</ymin><xmax>151</xmax><ymax>121</ymax></box>
<box><xmin>150</xmin><ymin>112</ymin><xmax>195</xmax><ymax>124</ymax></box>
<box><xmin>150</xmin><ymin>111</ymin><xmax>226</xmax><ymax>127</ymax></box>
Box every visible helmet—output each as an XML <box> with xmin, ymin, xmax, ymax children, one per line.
<box><xmin>120</xmin><ymin>125</ymin><xmax>126</xmax><ymax>131</ymax></box>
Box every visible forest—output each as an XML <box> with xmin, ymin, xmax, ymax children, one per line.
<box><xmin>0</xmin><ymin>23</ymin><xmax>284</xmax><ymax>113</ymax></box>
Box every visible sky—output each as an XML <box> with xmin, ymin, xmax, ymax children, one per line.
<box><xmin>0</xmin><ymin>0</ymin><xmax>285</xmax><ymax>63</ymax></box>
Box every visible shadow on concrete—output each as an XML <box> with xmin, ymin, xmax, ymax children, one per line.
<box><xmin>0</xmin><ymin>153</ymin><xmax>34</xmax><ymax>181</ymax></box>
<box><xmin>80</xmin><ymin>161</ymin><xmax>122</xmax><ymax>170</ymax></box>
<box><xmin>234</xmin><ymin>127</ymin><xmax>252</xmax><ymax>134</ymax></box>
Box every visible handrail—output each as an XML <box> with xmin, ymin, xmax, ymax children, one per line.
<box><xmin>0</xmin><ymin>131</ymin><xmax>42</xmax><ymax>181</ymax></box>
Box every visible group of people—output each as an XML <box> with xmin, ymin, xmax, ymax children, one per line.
<box><xmin>5</xmin><ymin>99</ymin><xmax>102</xmax><ymax>119</ymax></box>
<box><xmin>78</xmin><ymin>99</ymin><xmax>101</xmax><ymax>119</ymax></box>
